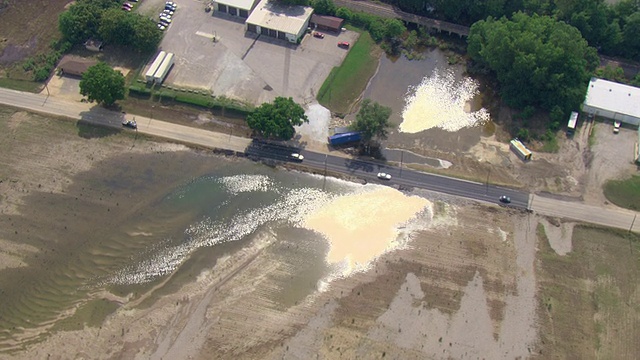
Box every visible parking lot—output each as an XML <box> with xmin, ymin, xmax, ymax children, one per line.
<box><xmin>137</xmin><ymin>0</ymin><xmax>358</xmax><ymax>106</ymax></box>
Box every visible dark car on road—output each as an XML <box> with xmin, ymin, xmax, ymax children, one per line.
<box><xmin>499</xmin><ymin>195</ymin><xmax>511</xmax><ymax>204</ymax></box>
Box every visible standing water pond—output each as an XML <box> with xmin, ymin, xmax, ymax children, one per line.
<box><xmin>362</xmin><ymin>47</ymin><xmax>492</xmax><ymax>155</ymax></box>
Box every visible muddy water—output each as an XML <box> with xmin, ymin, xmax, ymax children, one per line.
<box><xmin>0</xmin><ymin>151</ymin><xmax>434</xmax><ymax>351</ymax></box>
<box><xmin>362</xmin><ymin>49</ymin><xmax>491</xmax><ymax>153</ymax></box>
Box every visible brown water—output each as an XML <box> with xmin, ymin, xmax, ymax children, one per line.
<box><xmin>0</xmin><ymin>151</ymin><xmax>436</xmax><ymax>352</ymax></box>
<box><xmin>362</xmin><ymin>49</ymin><xmax>492</xmax><ymax>153</ymax></box>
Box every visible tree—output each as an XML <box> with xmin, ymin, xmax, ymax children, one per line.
<box><xmin>384</xmin><ymin>19</ymin><xmax>406</xmax><ymax>39</ymax></box>
<box><xmin>247</xmin><ymin>97</ymin><xmax>309</xmax><ymax>140</ymax></box>
<box><xmin>622</xmin><ymin>11</ymin><xmax>640</xmax><ymax>57</ymax></box>
<box><xmin>131</xmin><ymin>17</ymin><xmax>163</xmax><ymax>53</ymax></box>
<box><xmin>79</xmin><ymin>62</ymin><xmax>125</xmax><ymax>106</ymax></box>
<box><xmin>99</xmin><ymin>8</ymin><xmax>136</xmax><ymax>45</ymax></box>
<box><xmin>59</xmin><ymin>1</ymin><xmax>103</xmax><ymax>44</ymax></box>
<box><xmin>312</xmin><ymin>0</ymin><xmax>336</xmax><ymax>15</ymax></box>
<box><xmin>468</xmin><ymin>13</ymin><xmax>596</xmax><ymax>115</ymax></box>
<box><xmin>350</xmin><ymin>99</ymin><xmax>391</xmax><ymax>144</ymax></box>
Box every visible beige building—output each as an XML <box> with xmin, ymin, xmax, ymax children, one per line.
<box><xmin>246</xmin><ymin>0</ymin><xmax>313</xmax><ymax>43</ymax></box>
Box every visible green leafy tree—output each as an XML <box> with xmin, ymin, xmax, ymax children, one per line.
<box><xmin>350</xmin><ymin>99</ymin><xmax>392</xmax><ymax>144</ymax></box>
<box><xmin>59</xmin><ymin>1</ymin><xmax>103</xmax><ymax>43</ymax></box>
<box><xmin>468</xmin><ymin>13</ymin><xmax>596</xmax><ymax>115</ymax></box>
<box><xmin>622</xmin><ymin>11</ymin><xmax>640</xmax><ymax>57</ymax></box>
<box><xmin>247</xmin><ymin>97</ymin><xmax>309</xmax><ymax>140</ymax></box>
<box><xmin>99</xmin><ymin>8</ymin><xmax>136</xmax><ymax>45</ymax></box>
<box><xmin>384</xmin><ymin>19</ymin><xmax>406</xmax><ymax>39</ymax></box>
<box><xmin>79</xmin><ymin>62</ymin><xmax>125</xmax><ymax>106</ymax></box>
<box><xmin>131</xmin><ymin>17</ymin><xmax>163</xmax><ymax>53</ymax></box>
<box><xmin>595</xmin><ymin>64</ymin><xmax>625</xmax><ymax>82</ymax></box>
<box><xmin>312</xmin><ymin>0</ymin><xmax>336</xmax><ymax>15</ymax></box>
<box><xmin>335</xmin><ymin>7</ymin><xmax>353</xmax><ymax>21</ymax></box>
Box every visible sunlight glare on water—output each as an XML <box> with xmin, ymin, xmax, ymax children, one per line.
<box><xmin>109</xmin><ymin>175</ymin><xmax>433</xmax><ymax>288</ymax></box>
<box><xmin>400</xmin><ymin>69</ymin><xmax>490</xmax><ymax>133</ymax></box>
<box><xmin>304</xmin><ymin>186</ymin><xmax>432</xmax><ymax>280</ymax></box>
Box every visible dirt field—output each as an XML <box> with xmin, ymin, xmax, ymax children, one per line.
<box><xmin>0</xmin><ymin>0</ymin><xmax>69</xmax><ymax>78</ymax></box>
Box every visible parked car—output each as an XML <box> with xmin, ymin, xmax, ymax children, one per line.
<box><xmin>159</xmin><ymin>19</ymin><xmax>170</xmax><ymax>27</ymax></box>
<box><xmin>157</xmin><ymin>23</ymin><xmax>166</xmax><ymax>30</ymax></box>
<box><xmin>159</xmin><ymin>16</ymin><xmax>172</xmax><ymax>23</ymax></box>
<box><xmin>122</xmin><ymin>6</ymin><xmax>132</xmax><ymax>11</ymax></box>
<box><xmin>159</xmin><ymin>12</ymin><xmax>172</xmax><ymax>19</ymax></box>
<box><xmin>161</xmin><ymin>9</ymin><xmax>174</xmax><ymax>15</ymax></box>
<box><xmin>123</xmin><ymin>2</ymin><xmax>133</xmax><ymax>8</ymax></box>
<box><xmin>165</xmin><ymin>2</ymin><xmax>177</xmax><ymax>10</ymax></box>
<box><xmin>377</xmin><ymin>172</ymin><xmax>391</xmax><ymax>180</ymax></box>
<box><xmin>291</xmin><ymin>153</ymin><xmax>304</xmax><ymax>161</ymax></box>
<box><xmin>614</xmin><ymin>121</ymin><xmax>621</xmax><ymax>134</ymax></box>
<box><xmin>499</xmin><ymin>195</ymin><xmax>511</xmax><ymax>204</ymax></box>
<box><xmin>313</xmin><ymin>32</ymin><xmax>324</xmax><ymax>39</ymax></box>
<box><xmin>338</xmin><ymin>41</ymin><xmax>350</xmax><ymax>48</ymax></box>
<box><xmin>122</xmin><ymin>119</ymin><xmax>137</xmax><ymax>129</ymax></box>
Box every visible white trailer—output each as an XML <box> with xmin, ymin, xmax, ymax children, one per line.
<box><xmin>153</xmin><ymin>52</ymin><xmax>174</xmax><ymax>84</ymax></box>
<box><xmin>567</xmin><ymin>111</ymin><xmax>578</xmax><ymax>135</ymax></box>
<box><xmin>145</xmin><ymin>51</ymin><xmax>167</xmax><ymax>83</ymax></box>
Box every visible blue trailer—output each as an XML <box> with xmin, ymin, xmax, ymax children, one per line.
<box><xmin>328</xmin><ymin>131</ymin><xmax>362</xmax><ymax>146</ymax></box>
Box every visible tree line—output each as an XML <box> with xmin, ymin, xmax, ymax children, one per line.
<box><xmin>59</xmin><ymin>0</ymin><xmax>162</xmax><ymax>53</ymax></box>
<box><xmin>380</xmin><ymin>0</ymin><xmax>640</xmax><ymax>60</ymax></box>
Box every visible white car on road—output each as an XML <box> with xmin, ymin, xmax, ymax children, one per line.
<box><xmin>377</xmin><ymin>172</ymin><xmax>391</xmax><ymax>180</ymax></box>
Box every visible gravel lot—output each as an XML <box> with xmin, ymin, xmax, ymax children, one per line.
<box><xmin>137</xmin><ymin>0</ymin><xmax>358</xmax><ymax>106</ymax></box>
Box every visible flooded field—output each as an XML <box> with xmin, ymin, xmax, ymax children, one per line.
<box><xmin>0</xmin><ymin>146</ymin><xmax>434</xmax><ymax>352</ymax></box>
<box><xmin>362</xmin><ymin>48</ymin><xmax>491</xmax><ymax>153</ymax></box>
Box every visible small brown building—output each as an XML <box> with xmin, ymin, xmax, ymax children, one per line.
<box><xmin>309</xmin><ymin>14</ymin><xmax>344</xmax><ymax>32</ymax></box>
<box><xmin>58</xmin><ymin>55</ymin><xmax>99</xmax><ymax>77</ymax></box>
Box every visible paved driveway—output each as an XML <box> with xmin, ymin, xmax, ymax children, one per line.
<box><xmin>138</xmin><ymin>0</ymin><xmax>357</xmax><ymax>106</ymax></box>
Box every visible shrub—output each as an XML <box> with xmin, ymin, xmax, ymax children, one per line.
<box><xmin>34</xmin><ymin>68</ymin><xmax>51</xmax><ymax>82</ymax></box>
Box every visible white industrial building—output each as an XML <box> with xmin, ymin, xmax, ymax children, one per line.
<box><xmin>582</xmin><ymin>77</ymin><xmax>640</xmax><ymax>126</ymax></box>
<box><xmin>212</xmin><ymin>0</ymin><xmax>259</xmax><ymax>18</ymax></box>
<box><xmin>246</xmin><ymin>0</ymin><xmax>313</xmax><ymax>43</ymax></box>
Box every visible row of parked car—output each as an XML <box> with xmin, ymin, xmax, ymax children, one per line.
<box><xmin>158</xmin><ymin>2</ymin><xmax>178</xmax><ymax>30</ymax></box>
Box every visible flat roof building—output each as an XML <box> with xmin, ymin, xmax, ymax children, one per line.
<box><xmin>213</xmin><ymin>0</ymin><xmax>259</xmax><ymax>18</ymax></box>
<box><xmin>582</xmin><ymin>77</ymin><xmax>640</xmax><ymax>126</ymax></box>
<box><xmin>246</xmin><ymin>0</ymin><xmax>313</xmax><ymax>43</ymax></box>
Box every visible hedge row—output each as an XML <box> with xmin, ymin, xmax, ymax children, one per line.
<box><xmin>127</xmin><ymin>85</ymin><xmax>253</xmax><ymax>116</ymax></box>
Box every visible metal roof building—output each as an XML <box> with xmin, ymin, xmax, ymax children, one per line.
<box><xmin>582</xmin><ymin>77</ymin><xmax>640</xmax><ymax>126</ymax></box>
<box><xmin>246</xmin><ymin>0</ymin><xmax>313</xmax><ymax>43</ymax></box>
<box><xmin>213</xmin><ymin>0</ymin><xmax>259</xmax><ymax>18</ymax></box>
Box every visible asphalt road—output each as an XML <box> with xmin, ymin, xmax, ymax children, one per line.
<box><xmin>1</xmin><ymin>87</ymin><xmax>638</xmax><ymax>233</ymax></box>
<box><xmin>246</xmin><ymin>140</ymin><xmax>528</xmax><ymax>208</ymax></box>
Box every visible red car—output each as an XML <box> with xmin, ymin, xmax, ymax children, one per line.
<box><xmin>338</xmin><ymin>41</ymin><xmax>350</xmax><ymax>48</ymax></box>
<box><xmin>313</xmin><ymin>32</ymin><xmax>324</xmax><ymax>39</ymax></box>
